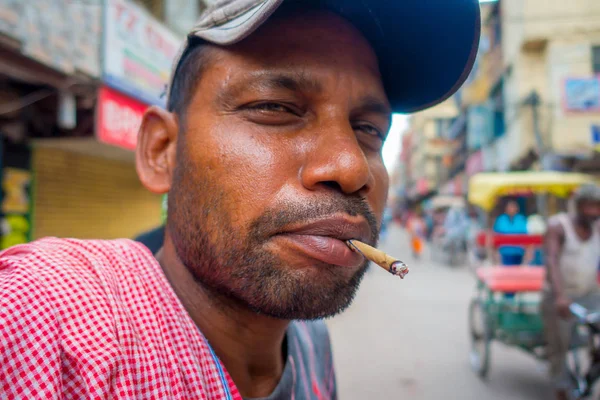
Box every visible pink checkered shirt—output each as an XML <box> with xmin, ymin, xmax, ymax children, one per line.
<box><xmin>0</xmin><ymin>238</ymin><xmax>242</xmax><ymax>399</ymax></box>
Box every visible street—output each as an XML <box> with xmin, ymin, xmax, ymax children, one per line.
<box><xmin>328</xmin><ymin>224</ymin><xmax>552</xmax><ymax>400</ymax></box>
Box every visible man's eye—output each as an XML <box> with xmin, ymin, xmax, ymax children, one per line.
<box><xmin>250</xmin><ymin>103</ymin><xmax>295</xmax><ymax>113</ymax></box>
<box><xmin>355</xmin><ymin>124</ymin><xmax>384</xmax><ymax>140</ymax></box>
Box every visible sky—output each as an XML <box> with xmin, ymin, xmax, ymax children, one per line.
<box><xmin>382</xmin><ymin>0</ymin><xmax>494</xmax><ymax>173</ymax></box>
<box><xmin>382</xmin><ymin>114</ymin><xmax>408</xmax><ymax>173</ymax></box>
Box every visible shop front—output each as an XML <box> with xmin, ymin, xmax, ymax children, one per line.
<box><xmin>0</xmin><ymin>0</ymin><xmax>177</xmax><ymax>243</ymax></box>
<box><xmin>32</xmin><ymin>84</ymin><xmax>162</xmax><ymax>240</ymax></box>
<box><xmin>0</xmin><ymin>1</ymin><xmax>100</xmax><ymax>248</ymax></box>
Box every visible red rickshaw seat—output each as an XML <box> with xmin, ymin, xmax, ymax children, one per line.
<box><xmin>476</xmin><ymin>232</ymin><xmax>544</xmax><ymax>248</ymax></box>
<box><xmin>475</xmin><ymin>267</ymin><xmax>546</xmax><ymax>292</ymax></box>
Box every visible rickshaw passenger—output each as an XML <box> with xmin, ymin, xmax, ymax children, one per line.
<box><xmin>493</xmin><ymin>200</ymin><xmax>529</xmax><ymax>266</ymax></box>
<box><xmin>541</xmin><ymin>184</ymin><xmax>600</xmax><ymax>400</ymax></box>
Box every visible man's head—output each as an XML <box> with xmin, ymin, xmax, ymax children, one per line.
<box><xmin>138</xmin><ymin>8</ymin><xmax>386</xmax><ymax>319</ymax></box>
<box><xmin>136</xmin><ymin>1</ymin><xmax>479</xmax><ymax>320</ymax></box>
<box><xmin>505</xmin><ymin>200</ymin><xmax>520</xmax><ymax>218</ymax></box>
<box><xmin>574</xmin><ymin>184</ymin><xmax>600</xmax><ymax>226</ymax></box>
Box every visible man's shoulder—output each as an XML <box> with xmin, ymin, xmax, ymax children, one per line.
<box><xmin>495</xmin><ymin>214</ymin><xmax>508</xmax><ymax>223</ymax></box>
<box><xmin>0</xmin><ymin>237</ymin><xmax>155</xmax><ymax>300</ymax></box>
<box><xmin>547</xmin><ymin>213</ymin><xmax>568</xmax><ymax>228</ymax></box>
<box><xmin>1</xmin><ymin>237</ymin><xmax>151</xmax><ymax>272</ymax></box>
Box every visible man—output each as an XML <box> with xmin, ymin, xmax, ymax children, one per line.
<box><xmin>541</xmin><ymin>184</ymin><xmax>600</xmax><ymax>400</ymax></box>
<box><xmin>493</xmin><ymin>199</ymin><xmax>531</xmax><ymax>266</ymax></box>
<box><xmin>408</xmin><ymin>208</ymin><xmax>426</xmax><ymax>259</ymax></box>
<box><xmin>442</xmin><ymin>206</ymin><xmax>470</xmax><ymax>251</ymax></box>
<box><xmin>0</xmin><ymin>1</ymin><xmax>479</xmax><ymax>398</ymax></box>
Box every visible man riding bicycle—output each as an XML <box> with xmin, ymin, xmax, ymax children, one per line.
<box><xmin>541</xmin><ymin>184</ymin><xmax>600</xmax><ymax>400</ymax></box>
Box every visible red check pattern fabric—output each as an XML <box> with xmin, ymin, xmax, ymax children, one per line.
<box><xmin>0</xmin><ymin>238</ymin><xmax>241</xmax><ymax>400</ymax></box>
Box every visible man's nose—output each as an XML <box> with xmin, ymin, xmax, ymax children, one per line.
<box><xmin>300</xmin><ymin>118</ymin><xmax>373</xmax><ymax>195</ymax></box>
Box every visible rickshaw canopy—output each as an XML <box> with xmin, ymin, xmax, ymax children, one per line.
<box><xmin>468</xmin><ymin>171</ymin><xmax>597</xmax><ymax>211</ymax></box>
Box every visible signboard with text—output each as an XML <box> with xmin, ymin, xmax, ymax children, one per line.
<box><xmin>593</xmin><ymin>125</ymin><xmax>600</xmax><ymax>152</ymax></box>
<box><xmin>563</xmin><ymin>77</ymin><xmax>600</xmax><ymax>113</ymax></box>
<box><xmin>0</xmin><ymin>0</ymin><xmax>101</xmax><ymax>77</ymax></box>
<box><xmin>103</xmin><ymin>0</ymin><xmax>180</xmax><ymax>106</ymax></box>
<box><xmin>96</xmin><ymin>86</ymin><xmax>147</xmax><ymax>151</ymax></box>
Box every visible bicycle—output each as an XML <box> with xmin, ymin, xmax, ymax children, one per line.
<box><xmin>566</xmin><ymin>303</ymin><xmax>600</xmax><ymax>399</ymax></box>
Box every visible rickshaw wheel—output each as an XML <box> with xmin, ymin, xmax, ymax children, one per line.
<box><xmin>469</xmin><ymin>297</ymin><xmax>491</xmax><ymax>378</ymax></box>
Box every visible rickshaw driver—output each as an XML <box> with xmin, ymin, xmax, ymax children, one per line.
<box><xmin>541</xmin><ymin>184</ymin><xmax>600</xmax><ymax>400</ymax></box>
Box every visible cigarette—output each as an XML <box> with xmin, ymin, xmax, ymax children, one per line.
<box><xmin>346</xmin><ymin>240</ymin><xmax>409</xmax><ymax>279</ymax></box>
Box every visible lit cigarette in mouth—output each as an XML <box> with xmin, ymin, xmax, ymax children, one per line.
<box><xmin>346</xmin><ymin>240</ymin><xmax>409</xmax><ymax>279</ymax></box>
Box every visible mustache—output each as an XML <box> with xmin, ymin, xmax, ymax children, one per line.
<box><xmin>248</xmin><ymin>194</ymin><xmax>380</xmax><ymax>244</ymax></box>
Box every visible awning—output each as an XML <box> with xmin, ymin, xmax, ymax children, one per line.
<box><xmin>468</xmin><ymin>171</ymin><xmax>597</xmax><ymax>211</ymax></box>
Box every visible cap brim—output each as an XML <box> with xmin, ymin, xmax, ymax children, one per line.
<box><xmin>187</xmin><ymin>0</ymin><xmax>481</xmax><ymax>113</ymax></box>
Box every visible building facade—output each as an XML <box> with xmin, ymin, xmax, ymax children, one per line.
<box><xmin>0</xmin><ymin>0</ymin><xmax>197</xmax><ymax>246</ymax></box>
<box><xmin>398</xmin><ymin>0</ymin><xmax>600</xmax><ymax>205</ymax></box>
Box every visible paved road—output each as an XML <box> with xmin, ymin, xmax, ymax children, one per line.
<box><xmin>327</xmin><ymin>224</ymin><xmax>552</xmax><ymax>400</ymax></box>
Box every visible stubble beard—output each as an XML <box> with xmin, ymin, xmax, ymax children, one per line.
<box><xmin>167</xmin><ymin>153</ymin><xmax>377</xmax><ymax>320</ymax></box>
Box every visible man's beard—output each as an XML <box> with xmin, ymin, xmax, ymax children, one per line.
<box><xmin>167</xmin><ymin>155</ymin><xmax>379</xmax><ymax>320</ymax></box>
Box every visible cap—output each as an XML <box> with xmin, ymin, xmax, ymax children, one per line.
<box><xmin>169</xmin><ymin>0</ymin><xmax>481</xmax><ymax>113</ymax></box>
<box><xmin>574</xmin><ymin>183</ymin><xmax>600</xmax><ymax>203</ymax></box>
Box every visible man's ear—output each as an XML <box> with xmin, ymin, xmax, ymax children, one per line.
<box><xmin>136</xmin><ymin>106</ymin><xmax>179</xmax><ymax>194</ymax></box>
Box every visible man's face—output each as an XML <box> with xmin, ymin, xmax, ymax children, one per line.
<box><xmin>167</xmin><ymin>11</ymin><xmax>390</xmax><ymax>319</ymax></box>
<box><xmin>506</xmin><ymin>201</ymin><xmax>519</xmax><ymax>217</ymax></box>
<box><xmin>578</xmin><ymin>200</ymin><xmax>600</xmax><ymax>224</ymax></box>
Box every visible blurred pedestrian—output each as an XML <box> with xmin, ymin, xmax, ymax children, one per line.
<box><xmin>408</xmin><ymin>209</ymin><xmax>426</xmax><ymax>259</ymax></box>
<box><xmin>424</xmin><ymin>209</ymin><xmax>435</xmax><ymax>241</ymax></box>
<box><xmin>541</xmin><ymin>184</ymin><xmax>600</xmax><ymax>400</ymax></box>
<box><xmin>379</xmin><ymin>207</ymin><xmax>393</xmax><ymax>243</ymax></box>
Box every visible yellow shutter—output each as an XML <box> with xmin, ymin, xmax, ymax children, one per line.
<box><xmin>32</xmin><ymin>147</ymin><xmax>162</xmax><ymax>240</ymax></box>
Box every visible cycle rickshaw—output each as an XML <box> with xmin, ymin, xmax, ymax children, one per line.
<box><xmin>467</xmin><ymin>171</ymin><xmax>600</xmax><ymax>399</ymax></box>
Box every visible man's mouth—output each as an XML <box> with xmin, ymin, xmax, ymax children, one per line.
<box><xmin>273</xmin><ymin>215</ymin><xmax>372</xmax><ymax>268</ymax></box>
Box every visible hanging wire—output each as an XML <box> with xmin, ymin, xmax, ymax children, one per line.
<box><xmin>0</xmin><ymin>89</ymin><xmax>56</xmax><ymax>116</ymax></box>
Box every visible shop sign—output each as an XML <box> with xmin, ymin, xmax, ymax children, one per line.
<box><xmin>96</xmin><ymin>86</ymin><xmax>147</xmax><ymax>151</ymax></box>
<box><xmin>0</xmin><ymin>0</ymin><xmax>101</xmax><ymax>77</ymax></box>
<box><xmin>593</xmin><ymin>125</ymin><xmax>600</xmax><ymax>152</ymax></box>
<box><xmin>467</xmin><ymin>105</ymin><xmax>493</xmax><ymax>150</ymax></box>
<box><xmin>0</xmin><ymin>139</ymin><xmax>33</xmax><ymax>250</ymax></box>
<box><xmin>1</xmin><ymin>168</ymin><xmax>32</xmax><ymax>250</ymax></box>
<box><xmin>562</xmin><ymin>77</ymin><xmax>600</xmax><ymax>113</ymax></box>
<box><xmin>103</xmin><ymin>0</ymin><xmax>180</xmax><ymax>106</ymax></box>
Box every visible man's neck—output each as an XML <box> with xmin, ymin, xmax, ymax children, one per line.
<box><xmin>156</xmin><ymin>237</ymin><xmax>289</xmax><ymax>398</ymax></box>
